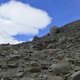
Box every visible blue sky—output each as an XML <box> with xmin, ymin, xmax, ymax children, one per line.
<box><xmin>0</xmin><ymin>0</ymin><xmax>80</xmax><ymax>44</ymax></box>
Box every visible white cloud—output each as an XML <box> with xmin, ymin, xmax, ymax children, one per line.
<box><xmin>0</xmin><ymin>1</ymin><xmax>51</xmax><ymax>44</ymax></box>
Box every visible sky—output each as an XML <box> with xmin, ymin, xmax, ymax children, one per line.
<box><xmin>0</xmin><ymin>0</ymin><xmax>80</xmax><ymax>44</ymax></box>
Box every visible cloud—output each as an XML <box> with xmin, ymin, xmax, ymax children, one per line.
<box><xmin>0</xmin><ymin>1</ymin><xmax>51</xmax><ymax>44</ymax></box>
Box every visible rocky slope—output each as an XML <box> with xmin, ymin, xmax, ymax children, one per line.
<box><xmin>0</xmin><ymin>20</ymin><xmax>80</xmax><ymax>80</ymax></box>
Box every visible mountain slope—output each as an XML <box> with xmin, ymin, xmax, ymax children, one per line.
<box><xmin>0</xmin><ymin>20</ymin><xmax>80</xmax><ymax>80</ymax></box>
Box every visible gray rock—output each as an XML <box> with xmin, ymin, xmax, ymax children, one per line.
<box><xmin>33</xmin><ymin>36</ymin><xmax>40</xmax><ymax>41</ymax></box>
<box><xmin>59</xmin><ymin>37</ymin><xmax>67</xmax><ymax>44</ymax></box>
<box><xmin>0</xmin><ymin>53</ymin><xmax>5</xmax><ymax>56</ymax></box>
<box><xmin>49</xmin><ymin>63</ymin><xmax>72</xmax><ymax>75</ymax></box>
<box><xmin>40</xmin><ymin>63</ymin><xmax>48</xmax><ymax>70</ymax></box>
<box><xmin>21</xmin><ymin>77</ymin><xmax>35</xmax><ymax>80</ymax></box>
<box><xmin>24</xmin><ymin>56</ymin><xmax>30</xmax><ymax>60</ymax></box>
<box><xmin>50</xmin><ymin>26</ymin><xmax>59</xmax><ymax>34</ymax></box>
<box><xmin>0</xmin><ymin>69</ymin><xmax>17</xmax><ymax>78</ymax></box>
<box><xmin>1</xmin><ymin>77</ymin><xmax>12</xmax><ymax>80</ymax></box>
<box><xmin>29</xmin><ymin>67</ymin><xmax>41</xmax><ymax>73</ymax></box>
<box><xmin>47</xmin><ymin>75</ymin><xmax>64</xmax><ymax>80</ymax></box>
<box><xmin>1</xmin><ymin>62</ymin><xmax>8</xmax><ymax>69</ymax></box>
<box><xmin>74</xmin><ymin>66</ymin><xmax>80</xmax><ymax>71</ymax></box>
<box><xmin>67</xmin><ymin>71</ymin><xmax>80</xmax><ymax>80</ymax></box>
<box><xmin>8</xmin><ymin>62</ymin><xmax>19</xmax><ymax>68</ymax></box>
<box><xmin>9</xmin><ymin>54</ymin><xmax>21</xmax><ymax>59</ymax></box>
<box><xmin>30</xmin><ymin>61</ymin><xmax>39</xmax><ymax>67</ymax></box>
<box><xmin>16</xmin><ymin>72</ymin><xmax>24</xmax><ymax>77</ymax></box>
<box><xmin>56</xmin><ymin>53</ymin><xmax>65</xmax><ymax>60</ymax></box>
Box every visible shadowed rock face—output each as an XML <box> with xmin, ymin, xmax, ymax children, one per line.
<box><xmin>0</xmin><ymin>20</ymin><xmax>80</xmax><ymax>80</ymax></box>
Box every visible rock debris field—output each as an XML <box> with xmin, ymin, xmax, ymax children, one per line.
<box><xmin>0</xmin><ymin>20</ymin><xmax>80</xmax><ymax>80</ymax></box>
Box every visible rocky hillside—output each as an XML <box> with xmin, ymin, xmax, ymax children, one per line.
<box><xmin>0</xmin><ymin>20</ymin><xmax>80</xmax><ymax>80</ymax></box>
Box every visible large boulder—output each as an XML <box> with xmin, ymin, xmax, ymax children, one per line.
<box><xmin>49</xmin><ymin>63</ymin><xmax>72</xmax><ymax>75</ymax></box>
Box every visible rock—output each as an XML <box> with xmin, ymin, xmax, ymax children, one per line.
<box><xmin>67</xmin><ymin>71</ymin><xmax>80</xmax><ymax>80</ymax></box>
<box><xmin>50</xmin><ymin>26</ymin><xmax>60</xmax><ymax>34</ymax></box>
<box><xmin>8</xmin><ymin>62</ymin><xmax>19</xmax><ymax>68</ymax></box>
<box><xmin>1</xmin><ymin>77</ymin><xmax>12</xmax><ymax>80</ymax></box>
<box><xmin>47</xmin><ymin>76</ymin><xmax>64</xmax><ymax>80</ymax></box>
<box><xmin>49</xmin><ymin>63</ymin><xmax>72</xmax><ymax>75</ymax></box>
<box><xmin>30</xmin><ymin>61</ymin><xmax>39</xmax><ymax>67</ymax></box>
<box><xmin>38</xmin><ymin>74</ymin><xmax>48</xmax><ymax>80</ymax></box>
<box><xmin>21</xmin><ymin>77</ymin><xmax>35</xmax><ymax>80</ymax></box>
<box><xmin>24</xmin><ymin>56</ymin><xmax>30</xmax><ymax>60</ymax></box>
<box><xmin>29</xmin><ymin>67</ymin><xmax>41</xmax><ymax>73</ymax></box>
<box><xmin>74</xmin><ymin>66</ymin><xmax>80</xmax><ymax>72</ymax></box>
<box><xmin>0</xmin><ymin>69</ymin><xmax>17</xmax><ymax>78</ymax></box>
<box><xmin>59</xmin><ymin>37</ymin><xmax>67</xmax><ymax>44</ymax></box>
<box><xmin>1</xmin><ymin>62</ymin><xmax>8</xmax><ymax>69</ymax></box>
<box><xmin>8</xmin><ymin>54</ymin><xmax>21</xmax><ymax>61</ymax></box>
<box><xmin>0</xmin><ymin>53</ymin><xmax>5</xmax><ymax>56</ymax></box>
<box><xmin>75</xmin><ymin>59</ymin><xmax>80</xmax><ymax>66</ymax></box>
<box><xmin>13</xmin><ymin>78</ymin><xmax>17</xmax><ymax>80</ymax></box>
<box><xmin>40</xmin><ymin>63</ymin><xmax>48</xmax><ymax>70</ymax></box>
<box><xmin>33</xmin><ymin>36</ymin><xmax>40</xmax><ymax>41</ymax></box>
<box><xmin>65</xmin><ymin>58</ymin><xmax>76</xmax><ymax>64</ymax></box>
<box><xmin>21</xmin><ymin>77</ymin><xmax>26</xmax><ymax>80</ymax></box>
<box><xmin>56</xmin><ymin>53</ymin><xmax>65</xmax><ymax>60</ymax></box>
<box><xmin>16</xmin><ymin>72</ymin><xmax>24</xmax><ymax>77</ymax></box>
<box><xmin>9</xmin><ymin>54</ymin><xmax>21</xmax><ymax>59</ymax></box>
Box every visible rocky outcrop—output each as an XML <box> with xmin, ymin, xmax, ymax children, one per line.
<box><xmin>50</xmin><ymin>26</ymin><xmax>60</xmax><ymax>34</ymax></box>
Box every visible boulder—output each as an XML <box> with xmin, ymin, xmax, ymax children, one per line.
<box><xmin>49</xmin><ymin>63</ymin><xmax>72</xmax><ymax>75</ymax></box>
